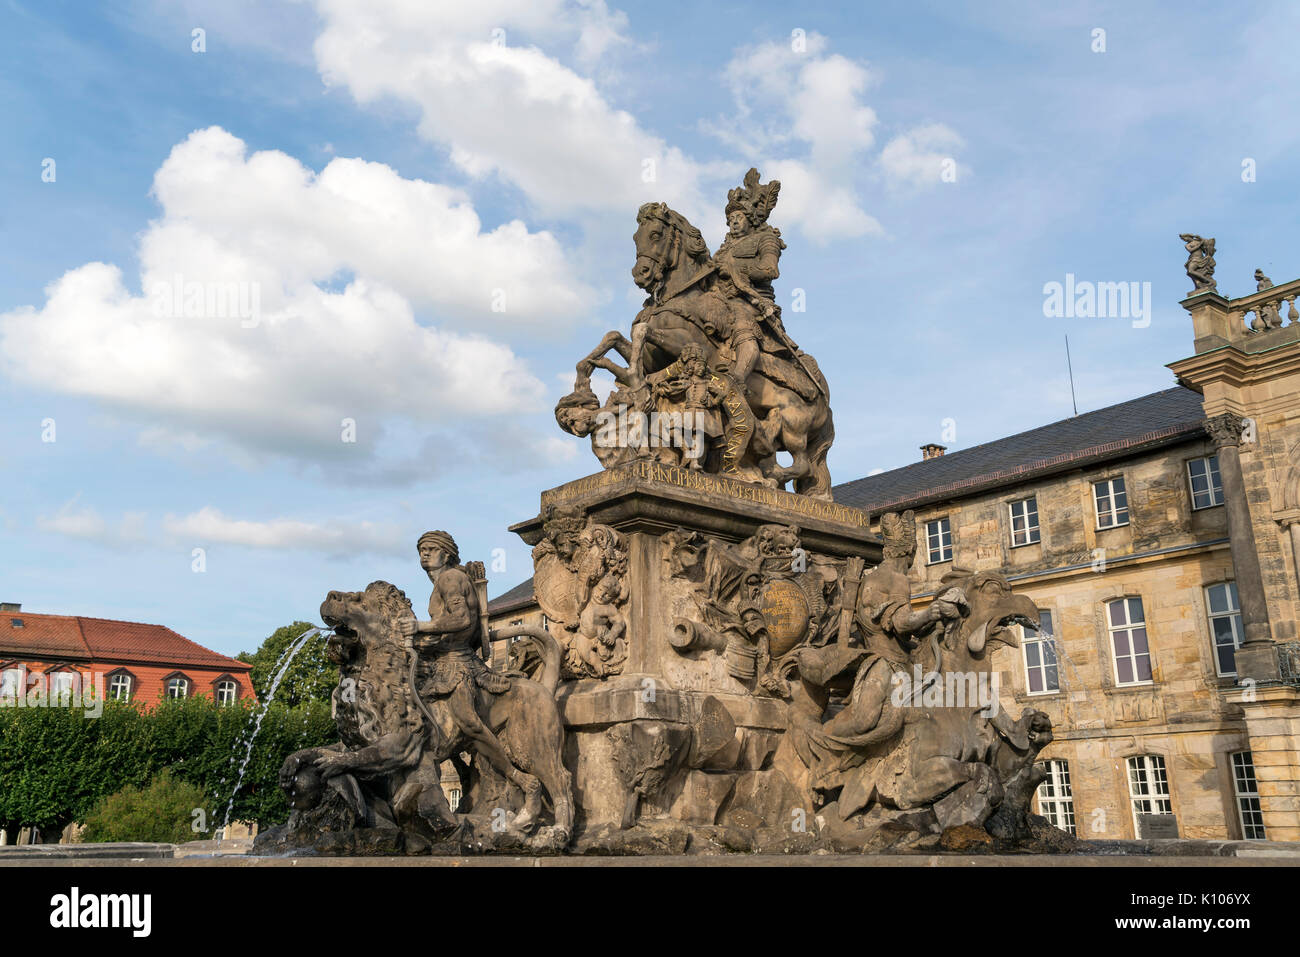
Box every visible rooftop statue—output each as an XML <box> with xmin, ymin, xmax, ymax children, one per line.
<box><xmin>1180</xmin><ymin>233</ymin><xmax>1217</xmax><ymax>293</ymax></box>
<box><xmin>558</xmin><ymin>169</ymin><xmax>836</xmax><ymax>500</ymax></box>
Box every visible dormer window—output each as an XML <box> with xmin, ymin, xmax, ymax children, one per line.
<box><xmin>106</xmin><ymin>669</ymin><xmax>135</xmax><ymax>702</ymax></box>
<box><xmin>163</xmin><ymin>673</ymin><xmax>191</xmax><ymax>699</ymax></box>
<box><xmin>214</xmin><ymin>677</ymin><xmax>238</xmax><ymax>705</ymax></box>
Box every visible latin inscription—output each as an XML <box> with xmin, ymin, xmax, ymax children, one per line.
<box><xmin>541</xmin><ymin>462</ymin><xmax>871</xmax><ymax>527</ymax></box>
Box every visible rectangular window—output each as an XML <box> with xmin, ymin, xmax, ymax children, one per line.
<box><xmin>1206</xmin><ymin>582</ymin><xmax>1244</xmax><ymax>676</ymax></box>
<box><xmin>1127</xmin><ymin>754</ymin><xmax>1172</xmax><ymax>835</ymax></box>
<box><xmin>1187</xmin><ymin>455</ymin><xmax>1224</xmax><ymax>510</ymax></box>
<box><xmin>216</xmin><ymin>680</ymin><xmax>237</xmax><ymax>705</ymax></box>
<box><xmin>1109</xmin><ymin>597</ymin><xmax>1152</xmax><ymax>685</ymax></box>
<box><xmin>1231</xmin><ymin>751</ymin><xmax>1266</xmax><ymax>840</ymax></box>
<box><xmin>1008</xmin><ymin>497</ymin><xmax>1041</xmax><ymax>546</ymax></box>
<box><xmin>1035</xmin><ymin>759</ymin><xmax>1075</xmax><ymax>835</ymax></box>
<box><xmin>108</xmin><ymin>673</ymin><xmax>132</xmax><ymax>701</ymax></box>
<box><xmin>166</xmin><ymin>678</ymin><xmax>189</xmax><ymax>699</ymax></box>
<box><xmin>1022</xmin><ymin>609</ymin><xmax>1059</xmax><ymax>694</ymax></box>
<box><xmin>1094</xmin><ymin>477</ymin><xmax>1130</xmax><ymax>528</ymax></box>
<box><xmin>0</xmin><ymin>667</ymin><xmax>23</xmax><ymax>699</ymax></box>
<box><xmin>49</xmin><ymin>671</ymin><xmax>76</xmax><ymax>706</ymax></box>
<box><xmin>926</xmin><ymin>517</ymin><xmax>952</xmax><ymax>564</ymax></box>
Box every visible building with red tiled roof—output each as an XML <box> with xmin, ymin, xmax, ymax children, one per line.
<box><xmin>0</xmin><ymin>603</ymin><xmax>255</xmax><ymax>707</ymax></box>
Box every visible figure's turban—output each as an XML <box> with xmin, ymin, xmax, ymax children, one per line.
<box><xmin>417</xmin><ymin>530</ymin><xmax>460</xmax><ymax>565</ymax></box>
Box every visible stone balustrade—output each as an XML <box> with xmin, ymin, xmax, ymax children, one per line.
<box><xmin>1229</xmin><ymin>277</ymin><xmax>1300</xmax><ymax>335</ymax></box>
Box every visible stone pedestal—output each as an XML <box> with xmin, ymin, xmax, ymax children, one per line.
<box><xmin>510</xmin><ymin>462</ymin><xmax>881</xmax><ymax>826</ymax></box>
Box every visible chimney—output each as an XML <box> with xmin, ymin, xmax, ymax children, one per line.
<box><xmin>920</xmin><ymin>443</ymin><xmax>947</xmax><ymax>461</ymax></box>
<box><xmin>0</xmin><ymin>603</ymin><xmax>19</xmax><ymax>612</ymax></box>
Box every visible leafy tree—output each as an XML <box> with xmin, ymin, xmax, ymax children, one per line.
<box><xmin>82</xmin><ymin>771</ymin><xmax>213</xmax><ymax>844</ymax></box>
<box><xmin>236</xmin><ymin>620</ymin><xmax>338</xmax><ymax>707</ymax></box>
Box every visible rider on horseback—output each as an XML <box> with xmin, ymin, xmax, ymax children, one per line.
<box><xmin>714</xmin><ymin>171</ymin><xmax>785</xmax><ymax>392</ymax></box>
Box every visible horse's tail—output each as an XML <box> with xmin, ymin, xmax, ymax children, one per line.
<box><xmin>796</xmin><ymin>406</ymin><xmax>835</xmax><ymax>500</ymax></box>
<box><xmin>490</xmin><ymin>624</ymin><xmax>564</xmax><ymax>696</ymax></box>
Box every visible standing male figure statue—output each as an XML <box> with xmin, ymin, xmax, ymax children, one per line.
<box><xmin>402</xmin><ymin>530</ymin><xmax>544</xmax><ymax>817</ymax></box>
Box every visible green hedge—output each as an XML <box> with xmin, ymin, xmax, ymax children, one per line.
<box><xmin>0</xmin><ymin>696</ymin><xmax>335</xmax><ymax>837</ymax></box>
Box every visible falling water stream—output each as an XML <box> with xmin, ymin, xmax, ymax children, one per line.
<box><xmin>217</xmin><ymin>625</ymin><xmax>327</xmax><ymax>841</ymax></box>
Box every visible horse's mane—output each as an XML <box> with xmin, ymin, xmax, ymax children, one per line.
<box><xmin>636</xmin><ymin>202</ymin><xmax>710</xmax><ymax>265</ymax></box>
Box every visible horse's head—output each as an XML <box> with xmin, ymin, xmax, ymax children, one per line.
<box><xmin>633</xmin><ymin>202</ymin><xmax>709</xmax><ymax>298</ymax></box>
<box><xmin>320</xmin><ymin>581</ymin><xmax>414</xmax><ymax>662</ymax></box>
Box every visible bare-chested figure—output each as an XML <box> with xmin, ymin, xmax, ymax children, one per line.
<box><xmin>401</xmin><ymin>530</ymin><xmax>543</xmax><ymax>811</ymax></box>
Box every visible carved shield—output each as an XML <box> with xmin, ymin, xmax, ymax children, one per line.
<box><xmin>532</xmin><ymin>551</ymin><xmax>582</xmax><ymax>630</ymax></box>
<box><xmin>759</xmin><ymin>579</ymin><xmax>811</xmax><ymax>657</ymax></box>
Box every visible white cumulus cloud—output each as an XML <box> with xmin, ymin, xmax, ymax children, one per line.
<box><xmin>880</xmin><ymin>123</ymin><xmax>967</xmax><ymax>190</ymax></box>
<box><xmin>708</xmin><ymin>32</ymin><xmax>967</xmax><ymax>241</ymax></box>
<box><xmin>163</xmin><ymin>506</ymin><xmax>405</xmax><ymax>556</ymax></box>
<box><xmin>36</xmin><ymin>498</ymin><xmax>148</xmax><ymax>547</ymax></box>
<box><xmin>311</xmin><ymin>0</ymin><xmax>712</xmax><ymax>220</ymax></box>
<box><xmin>0</xmin><ymin>127</ymin><xmax>593</xmax><ymax>470</ymax></box>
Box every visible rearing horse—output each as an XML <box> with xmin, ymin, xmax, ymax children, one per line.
<box><xmin>579</xmin><ymin>201</ymin><xmax>835</xmax><ymax>499</ymax></box>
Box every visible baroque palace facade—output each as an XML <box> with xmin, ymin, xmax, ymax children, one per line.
<box><xmin>489</xmin><ymin>266</ymin><xmax>1300</xmax><ymax>843</ymax></box>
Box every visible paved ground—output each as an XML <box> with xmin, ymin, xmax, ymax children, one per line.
<box><xmin>6</xmin><ymin>855</ymin><xmax>1299</xmax><ymax>866</ymax></box>
<box><xmin>4</xmin><ymin>837</ymin><xmax>1298</xmax><ymax>866</ymax></box>
<box><xmin>4</xmin><ymin>849</ymin><xmax>1300</xmax><ymax>866</ymax></box>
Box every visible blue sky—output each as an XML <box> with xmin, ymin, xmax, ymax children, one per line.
<box><xmin>2</xmin><ymin>0</ymin><xmax>1297</xmax><ymax>657</ymax></box>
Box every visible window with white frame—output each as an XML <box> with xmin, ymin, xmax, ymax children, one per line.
<box><xmin>447</xmin><ymin>787</ymin><xmax>462</xmax><ymax>809</ymax></box>
<box><xmin>1</xmin><ymin>667</ymin><xmax>24</xmax><ymax>699</ymax></box>
<box><xmin>216</xmin><ymin>680</ymin><xmax>237</xmax><ymax>705</ymax></box>
<box><xmin>1008</xmin><ymin>497</ymin><xmax>1040</xmax><ymax>546</ymax></box>
<box><xmin>1231</xmin><ymin>751</ymin><xmax>1266</xmax><ymax>840</ymax></box>
<box><xmin>1187</xmin><ymin>455</ymin><xmax>1224</xmax><ymax>510</ymax></box>
<box><xmin>926</xmin><ymin>517</ymin><xmax>952</xmax><ymax>564</ymax></box>
<box><xmin>1127</xmin><ymin>755</ymin><xmax>1172</xmax><ymax>834</ymax></box>
<box><xmin>1035</xmin><ymin>759</ymin><xmax>1075</xmax><ymax>834</ymax></box>
<box><xmin>1022</xmin><ymin>609</ymin><xmax>1059</xmax><ymax>694</ymax></box>
<box><xmin>1108</xmin><ymin>597</ymin><xmax>1152</xmax><ymax>685</ymax></box>
<box><xmin>49</xmin><ymin>671</ymin><xmax>76</xmax><ymax>705</ymax></box>
<box><xmin>166</xmin><ymin>676</ymin><xmax>190</xmax><ymax>699</ymax></box>
<box><xmin>1094</xmin><ymin>477</ymin><xmax>1130</xmax><ymax>528</ymax></box>
<box><xmin>1205</xmin><ymin>582</ymin><xmax>1243</xmax><ymax>677</ymax></box>
<box><xmin>108</xmin><ymin>672</ymin><xmax>132</xmax><ymax>702</ymax></box>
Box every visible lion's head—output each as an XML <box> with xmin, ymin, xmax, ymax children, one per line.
<box><xmin>319</xmin><ymin>581</ymin><xmax>420</xmax><ymax>745</ymax></box>
<box><xmin>321</xmin><ymin>581</ymin><xmax>414</xmax><ymax>652</ymax></box>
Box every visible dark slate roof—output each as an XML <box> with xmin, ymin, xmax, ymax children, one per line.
<box><xmin>833</xmin><ymin>387</ymin><xmax>1207</xmax><ymax>515</ymax></box>
<box><xmin>487</xmin><ymin>577</ymin><xmax>539</xmax><ymax>615</ymax></box>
